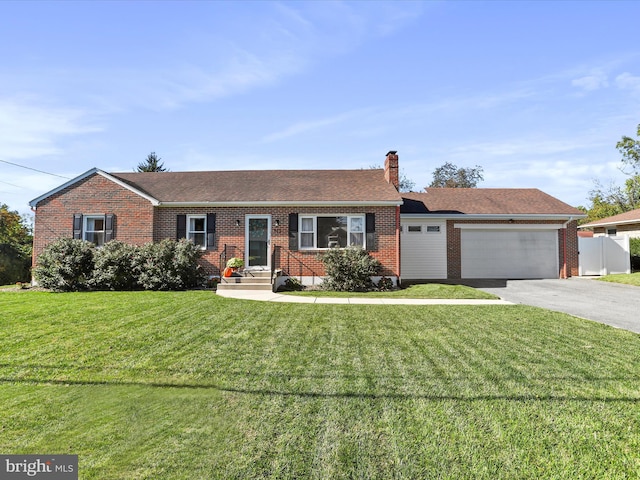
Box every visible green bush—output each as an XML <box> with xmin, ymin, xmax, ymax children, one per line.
<box><xmin>90</xmin><ymin>241</ymin><xmax>138</xmax><ymax>291</ymax></box>
<box><xmin>34</xmin><ymin>238</ymin><xmax>206</xmax><ymax>292</ymax></box>
<box><xmin>319</xmin><ymin>247</ymin><xmax>381</xmax><ymax>292</ymax></box>
<box><xmin>34</xmin><ymin>238</ymin><xmax>95</xmax><ymax>292</ymax></box>
<box><xmin>376</xmin><ymin>276</ymin><xmax>394</xmax><ymax>291</ymax></box>
<box><xmin>133</xmin><ymin>239</ymin><xmax>205</xmax><ymax>291</ymax></box>
<box><xmin>0</xmin><ymin>243</ymin><xmax>31</xmax><ymax>285</ymax></box>
<box><xmin>279</xmin><ymin>277</ymin><xmax>304</xmax><ymax>292</ymax></box>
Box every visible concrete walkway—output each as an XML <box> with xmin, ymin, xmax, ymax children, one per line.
<box><xmin>216</xmin><ymin>289</ymin><xmax>513</xmax><ymax>305</ymax></box>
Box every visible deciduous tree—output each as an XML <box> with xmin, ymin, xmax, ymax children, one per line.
<box><xmin>428</xmin><ymin>162</ymin><xmax>484</xmax><ymax>188</ymax></box>
<box><xmin>0</xmin><ymin>204</ymin><xmax>33</xmax><ymax>284</ymax></box>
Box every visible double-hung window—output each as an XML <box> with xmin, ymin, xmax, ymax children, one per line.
<box><xmin>84</xmin><ymin>216</ymin><xmax>106</xmax><ymax>246</ymax></box>
<box><xmin>299</xmin><ymin>215</ymin><xmax>366</xmax><ymax>249</ymax></box>
<box><xmin>187</xmin><ymin>215</ymin><xmax>206</xmax><ymax>249</ymax></box>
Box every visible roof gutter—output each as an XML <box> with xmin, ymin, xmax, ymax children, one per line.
<box><xmin>578</xmin><ymin>218</ymin><xmax>640</xmax><ymax>228</ymax></box>
<box><xmin>159</xmin><ymin>200</ymin><xmax>403</xmax><ymax>207</ymax></box>
<box><xmin>400</xmin><ymin>213</ymin><xmax>585</xmax><ymax>221</ymax></box>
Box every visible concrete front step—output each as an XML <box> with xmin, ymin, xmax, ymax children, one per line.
<box><xmin>221</xmin><ymin>276</ymin><xmax>271</xmax><ymax>284</ymax></box>
<box><xmin>217</xmin><ymin>282</ymin><xmax>274</xmax><ymax>291</ymax></box>
<box><xmin>218</xmin><ymin>269</ymin><xmax>276</xmax><ymax>292</ymax></box>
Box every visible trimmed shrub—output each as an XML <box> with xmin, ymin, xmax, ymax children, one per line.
<box><xmin>34</xmin><ymin>238</ymin><xmax>95</xmax><ymax>292</ymax></box>
<box><xmin>320</xmin><ymin>247</ymin><xmax>381</xmax><ymax>292</ymax></box>
<box><xmin>34</xmin><ymin>238</ymin><xmax>206</xmax><ymax>291</ymax></box>
<box><xmin>132</xmin><ymin>239</ymin><xmax>205</xmax><ymax>291</ymax></box>
<box><xmin>90</xmin><ymin>240</ymin><xmax>138</xmax><ymax>291</ymax></box>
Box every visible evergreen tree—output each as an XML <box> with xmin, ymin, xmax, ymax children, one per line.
<box><xmin>136</xmin><ymin>152</ymin><xmax>167</xmax><ymax>172</ymax></box>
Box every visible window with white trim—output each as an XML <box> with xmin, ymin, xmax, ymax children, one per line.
<box><xmin>426</xmin><ymin>225</ymin><xmax>441</xmax><ymax>233</ymax></box>
<box><xmin>84</xmin><ymin>216</ymin><xmax>105</xmax><ymax>246</ymax></box>
<box><xmin>407</xmin><ymin>225</ymin><xmax>422</xmax><ymax>233</ymax></box>
<box><xmin>187</xmin><ymin>215</ymin><xmax>206</xmax><ymax>249</ymax></box>
<box><xmin>299</xmin><ymin>215</ymin><xmax>366</xmax><ymax>249</ymax></box>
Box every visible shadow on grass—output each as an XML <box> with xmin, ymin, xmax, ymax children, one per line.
<box><xmin>2</xmin><ymin>375</ymin><xmax>639</xmax><ymax>403</ymax></box>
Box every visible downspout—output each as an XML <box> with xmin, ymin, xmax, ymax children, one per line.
<box><xmin>396</xmin><ymin>205</ymin><xmax>401</xmax><ymax>285</ymax></box>
<box><xmin>561</xmin><ymin>216</ymin><xmax>574</xmax><ymax>279</ymax></box>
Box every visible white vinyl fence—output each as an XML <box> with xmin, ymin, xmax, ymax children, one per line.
<box><xmin>579</xmin><ymin>236</ymin><xmax>630</xmax><ymax>276</ymax></box>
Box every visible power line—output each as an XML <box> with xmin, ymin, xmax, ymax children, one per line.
<box><xmin>0</xmin><ymin>159</ymin><xmax>70</xmax><ymax>179</ymax></box>
<box><xmin>0</xmin><ymin>179</ymin><xmax>24</xmax><ymax>189</ymax></box>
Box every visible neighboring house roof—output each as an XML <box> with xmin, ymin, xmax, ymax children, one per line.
<box><xmin>401</xmin><ymin>188</ymin><xmax>584</xmax><ymax>218</ymax></box>
<box><xmin>30</xmin><ymin>168</ymin><xmax>403</xmax><ymax>207</ymax></box>
<box><xmin>578</xmin><ymin>208</ymin><xmax>640</xmax><ymax>228</ymax></box>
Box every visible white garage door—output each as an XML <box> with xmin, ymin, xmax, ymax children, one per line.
<box><xmin>401</xmin><ymin>220</ymin><xmax>447</xmax><ymax>279</ymax></box>
<box><xmin>461</xmin><ymin>229</ymin><xmax>558</xmax><ymax>279</ymax></box>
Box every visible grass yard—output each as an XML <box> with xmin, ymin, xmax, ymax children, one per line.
<box><xmin>1</xmin><ymin>291</ymin><xmax>640</xmax><ymax>479</ymax></box>
<box><xmin>598</xmin><ymin>272</ymin><xmax>640</xmax><ymax>287</ymax></box>
<box><xmin>282</xmin><ymin>283</ymin><xmax>498</xmax><ymax>299</ymax></box>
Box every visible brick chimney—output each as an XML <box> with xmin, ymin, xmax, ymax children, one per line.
<box><xmin>384</xmin><ymin>150</ymin><xmax>399</xmax><ymax>190</ymax></box>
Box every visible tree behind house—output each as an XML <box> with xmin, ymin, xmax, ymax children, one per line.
<box><xmin>579</xmin><ymin>123</ymin><xmax>640</xmax><ymax>223</ymax></box>
<box><xmin>137</xmin><ymin>152</ymin><xmax>167</xmax><ymax>172</ymax></box>
<box><xmin>428</xmin><ymin>162</ymin><xmax>484</xmax><ymax>188</ymax></box>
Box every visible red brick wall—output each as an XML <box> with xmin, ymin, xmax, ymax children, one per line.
<box><xmin>156</xmin><ymin>206</ymin><xmax>398</xmax><ymax>277</ymax></box>
<box><xmin>32</xmin><ymin>174</ymin><xmax>155</xmax><ymax>265</ymax></box>
<box><xmin>564</xmin><ymin>220</ymin><xmax>580</xmax><ymax>278</ymax></box>
<box><xmin>446</xmin><ymin>219</ymin><xmax>580</xmax><ymax>279</ymax></box>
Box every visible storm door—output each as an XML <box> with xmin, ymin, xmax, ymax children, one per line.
<box><xmin>245</xmin><ymin>215</ymin><xmax>271</xmax><ymax>269</ymax></box>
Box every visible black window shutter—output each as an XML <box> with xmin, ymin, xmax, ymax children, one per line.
<box><xmin>366</xmin><ymin>213</ymin><xmax>375</xmax><ymax>251</ymax></box>
<box><xmin>206</xmin><ymin>213</ymin><xmax>216</xmax><ymax>249</ymax></box>
<box><xmin>176</xmin><ymin>214</ymin><xmax>187</xmax><ymax>240</ymax></box>
<box><xmin>105</xmin><ymin>214</ymin><xmax>115</xmax><ymax>242</ymax></box>
<box><xmin>288</xmin><ymin>213</ymin><xmax>298</xmax><ymax>251</ymax></box>
<box><xmin>73</xmin><ymin>214</ymin><xmax>83</xmax><ymax>239</ymax></box>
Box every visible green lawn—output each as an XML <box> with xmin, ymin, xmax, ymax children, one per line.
<box><xmin>598</xmin><ymin>272</ymin><xmax>640</xmax><ymax>287</ymax></box>
<box><xmin>1</xmin><ymin>291</ymin><xmax>640</xmax><ymax>479</ymax></box>
<box><xmin>282</xmin><ymin>283</ymin><xmax>498</xmax><ymax>299</ymax></box>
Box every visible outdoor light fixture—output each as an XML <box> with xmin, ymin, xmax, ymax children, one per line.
<box><xmin>274</xmin><ymin>219</ymin><xmax>280</xmax><ymax>227</ymax></box>
<box><xmin>236</xmin><ymin>219</ymin><xmax>241</xmax><ymax>227</ymax></box>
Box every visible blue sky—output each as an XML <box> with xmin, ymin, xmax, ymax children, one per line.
<box><xmin>2</xmin><ymin>1</ymin><xmax>640</xmax><ymax>216</ymax></box>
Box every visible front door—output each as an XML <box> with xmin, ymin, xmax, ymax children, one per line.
<box><xmin>245</xmin><ymin>215</ymin><xmax>271</xmax><ymax>270</ymax></box>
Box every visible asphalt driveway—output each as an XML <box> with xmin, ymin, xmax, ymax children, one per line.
<box><xmin>475</xmin><ymin>278</ymin><xmax>640</xmax><ymax>334</ymax></box>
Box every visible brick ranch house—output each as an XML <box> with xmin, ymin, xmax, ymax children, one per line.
<box><xmin>29</xmin><ymin>151</ymin><xmax>584</xmax><ymax>287</ymax></box>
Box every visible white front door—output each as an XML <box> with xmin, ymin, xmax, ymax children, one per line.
<box><xmin>245</xmin><ymin>215</ymin><xmax>271</xmax><ymax>270</ymax></box>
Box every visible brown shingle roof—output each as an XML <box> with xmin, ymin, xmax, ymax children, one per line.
<box><xmin>110</xmin><ymin>169</ymin><xmax>402</xmax><ymax>204</ymax></box>
<box><xmin>401</xmin><ymin>188</ymin><xmax>584</xmax><ymax>216</ymax></box>
<box><xmin>579</xmin><ymin>208</ymin><xmax>640</xmax><ymax>228</ymax></box>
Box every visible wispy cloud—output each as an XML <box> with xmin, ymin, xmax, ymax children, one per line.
<box><xmin>447</xmin><ymin>137</ymin><xmax>608</xmax><ymax>158</ymax></box>
<box><xmin>615</xmin><ymin>72</ymin><xmax>640</xmax><ymax>93</ymax></box>
<box><xmin>0</xmin><ymin>97</ymin><xmax>102</xmax><ymax>160</ymax></box>
<box><xmin>66</xmin><ymin>2</ymin><xmax>426</xmax><ymax>112</ymax></box>
<box><xmin>572</xmin><ymin>71</ymin><xmax>609</xmax><ymax>92</ymax></box>
<box><xmin>262</xmin><ymin>108</ymin><xmax>374</xmax><ymax>142</ymax></box>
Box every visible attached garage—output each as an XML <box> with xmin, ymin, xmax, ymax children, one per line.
<box><xmin>459</xmin><ymin>226</ymin><xmax>559</xmax><ymax>279</ymax></box>
<box><xmin>401</xmin><ymin>219</ymin><xmax>447</xmax><ymax>279</ymax></box>
<box><xmin>400</xmin><ymin>189</ymin><xmax>584</xmax><ymax>280</ymax></box>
